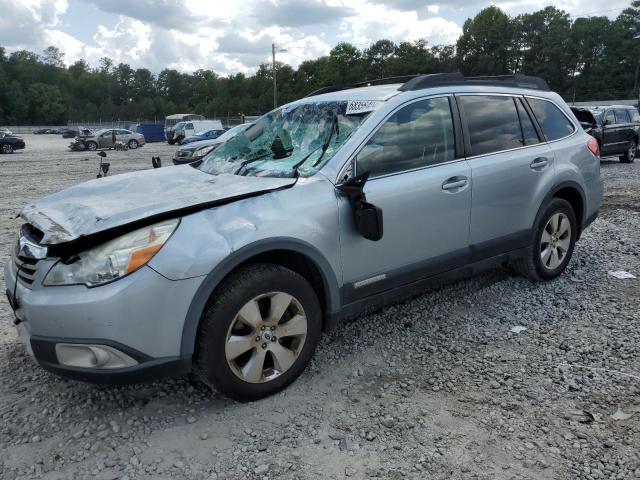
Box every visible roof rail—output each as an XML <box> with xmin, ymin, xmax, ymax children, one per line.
<box><xmin>305</xmin><ymin>75</ymin><xmax>419</xmax><ymax>98</ymax></box>
<box><xmin>399</xmin><ymin>72</ymin><xmax>550</xmax><ymax>91</ymax></box>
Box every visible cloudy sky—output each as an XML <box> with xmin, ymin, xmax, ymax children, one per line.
<box><xmin>0</xmin><ymin>0</ymin><xmax>631</xmax><ymax>75</ymax></box>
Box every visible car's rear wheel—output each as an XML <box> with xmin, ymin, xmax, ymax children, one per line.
<box><xmin>514</xmin><ymin>198</ymin><xmax>577</xmax><ymax>281</ymax></box>
<box><xmin>1</xmin><ymin>143</ymin><xmax>13</xmax><ymax>154</ymax></box>
<box><xmin>195</xmin><ymin>264</ymin><xmax>321</xmax><ymax>401</ymax></box>
<box><xmin>620</xmin><ymin>141</ymin><xmax>636</xmax><ymax>163</ymax></box>
<box><xmin>85</xmin><ymin>141</ymin><xmax>97</xmax><ymax>151</ymax></box>
<box><xmin>128</xmin><ymin>139</ymin><xmax>139</xmax><ymax>149</ymax></box>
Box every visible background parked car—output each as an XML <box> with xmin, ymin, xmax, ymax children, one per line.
<box><xmin>167</xmin><ymin>120</ymin><xmax>224</xmax><ymax>145</ymax></box>
<box><xmin>172</xmin><ymin>123</ymin><xmax>251</xmax><ymax>165</ymax></box>
<box><xmin>0</xmin><ymin>131</ymin><xmax>25</xmax><ymax>154</ymax></box>
<box><xmin>33</xmin><ymin>128</ymin><xmax>56</xmax><ymax>134</ymax></box>
<box><xmin>571</xmin><ymin>105</ymin><xmax>639</xmax><ymax>163</ymax></box>
<box><xmin>59</xmin><ymin>126</ymin><xmax>88</xmax><ymax>138</ymax></box>
<box><xmin>180</xmin><ymin>128</ymin><xmax>228</xmax><ymax>145</ymax></box>
<box><xmin>76</xmin><ymin>128</ymin><xmax>146</xmax><ymax>151</ymax></box>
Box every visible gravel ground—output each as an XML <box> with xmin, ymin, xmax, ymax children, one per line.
<box><xmin>0</xmin><ymin>134</ymin><xmax>638</xmax><ymax>480</ymax></box>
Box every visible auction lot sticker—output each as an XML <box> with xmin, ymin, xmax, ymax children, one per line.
<box><xmin>346</xmin><ymin>100</ymin><xmax>381</xmax><ymax>115</ymax></box>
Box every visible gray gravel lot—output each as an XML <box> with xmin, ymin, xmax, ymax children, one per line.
<box><xmin>0</xmin><ymin>134</ymin><xmax>639</xmax><ymax>480</ymax></box>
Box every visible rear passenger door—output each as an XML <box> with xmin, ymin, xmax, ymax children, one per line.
<box><xmin>458</xmin><ymin>94</ymin><xmax>556</xmax><ymax>259</ymax></box>
<box><xmin>614</xmin><ymin>109</ymin><xmax>635</xmax><ymax>151</ymax></box>
<box><xmin>339</xmin><ymin>96</ymin><xmax>472</xmax><ymax>302</ymax></box>
<box><xmin>600</xmin><ymin>109</ymin><xmax>620</xmax><ymax>155</ymax></box>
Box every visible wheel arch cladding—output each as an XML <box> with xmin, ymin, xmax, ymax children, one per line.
<box><xmin>550</xmin><ymin>183</ymin><xmax>584</xmax><ymax>230</ymax></box>
<box><xmin>180</xmin><ymin>238</ymin><xmax>341</xmax><ymax>357</ymax></box>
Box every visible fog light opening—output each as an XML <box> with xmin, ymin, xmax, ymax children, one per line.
<box><xmin>55</xmin><ymin>344</ymin><xmax>138</xmax><ymax>369</ymax></box>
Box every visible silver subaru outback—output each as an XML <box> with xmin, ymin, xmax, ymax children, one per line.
<box><xmin>5</xmin><ymin>73</ymin><xmax>603</xmax><ymax>400</ymax></box>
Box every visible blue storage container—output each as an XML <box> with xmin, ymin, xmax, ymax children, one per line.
<box><xmin>136</xmin><ymin>123</ymin><xmax>165</xmax><ymax>143</ymax></box>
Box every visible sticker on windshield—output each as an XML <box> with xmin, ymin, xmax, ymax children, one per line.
<box><xmin>346</xmin><ymin>100</ymin><xmax>381</xmax><ymax>115</ymax></box>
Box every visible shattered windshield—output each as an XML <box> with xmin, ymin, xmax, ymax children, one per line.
<box><xmin>197</xmin><ymin>100</ymin><xmax>374</xmax><ymax>178</ymax></box>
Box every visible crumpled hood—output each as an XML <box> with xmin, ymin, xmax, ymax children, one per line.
<box><xmin>21</xmin><ymin>165</ymin><xmax>295</xmax><ymax>246</ymax></box>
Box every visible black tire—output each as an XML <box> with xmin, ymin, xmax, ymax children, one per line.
<box><xmin>128</xmin><ymin>139</ymin><xmax>139</xmax><ymax>149</ymax></box>
<box><xmin>620</xmin><ymin>141</ymin><xmax>636</xmax><ymax>163</ymax></box>
<box><xmin>1</xmin><ymin>143</ymin><xmax>13</xmax><ymax>154</ymax></box>
<box><xmin>176</xmin><ymin>135</ymin><xmax>184</xmax><ymax>145</ymax></box>
<box><xmin>167</xmin><ymin>139</ymin><xmax>176</xmax><ymax>145</ymax></box>
<box><xmin>514</xmin><ymin>198</ymin><xmax>577</xmax><ymax>281</ymax></box>
<box><xmin>85</xmin><ymin>141</ymin><xmax>97</xmax><ymax>151</ymax></box>
<box><xmin>194</xmin><ymin>264</ymin><xmax>322</xmax><ymax>401</ymax></box>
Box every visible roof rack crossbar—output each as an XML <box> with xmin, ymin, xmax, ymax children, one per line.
<box><xmin>305</xmin><ymin>72</ymin><xmax>550</xmax><ymax>99</ymax></box>
<box><xmin>399</xmin><ymin>72</ymin><xmax>550</xmax><ymax>92</ymax></box>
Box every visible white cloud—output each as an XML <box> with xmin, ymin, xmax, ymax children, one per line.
<box><xmin>339</xmin><ymin>3</ymin><xmax>462</xmax><ymax>46</ymax></box>
<box><xmin>0</xmin><ymin>0</ymin><xmax>630</xmax><ymax>75</ymax></box>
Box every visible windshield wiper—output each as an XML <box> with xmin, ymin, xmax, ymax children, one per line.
<box><xmin>234</xmin><ymin>150</ymin><xmax>272</xmax><ymax>175</ymax></box>
<box><xmin>312</xmin><ymin>114</ymin><xmax>339</xmax><ymax>168</ymax></box>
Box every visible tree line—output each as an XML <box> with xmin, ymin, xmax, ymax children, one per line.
<box><xmin>0</xmin><ymin>2</ymin><xmax>638</xmax><ymax>125</ymax></box>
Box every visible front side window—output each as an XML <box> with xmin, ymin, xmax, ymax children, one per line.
<box><xmin>527</xmin><ymin>98</ymin><xmax>575</xmax><ymax>141</ymax></box>
<box><xmin>198</xmin><ymin>101</ymin><xmax>373</xmax><ymax>178</ymax></box>
<box><xmin>356</xmin><ymin>97</ymin><xmax>455</xmax><ymax>177</ymax></box>
<box><xmin>185</xmin><ymin>123</ymin><xmax>194</xmax><ymax>129</ymax></box>
<box><xmin>604</xmin><ymin>110</ymin><xmax>616</xmax><ymax>126</ymax></box>
<box><xmin>459</xmin><ymin>95</ymin><xmax>524</xmax><ymax>156</ymax></box>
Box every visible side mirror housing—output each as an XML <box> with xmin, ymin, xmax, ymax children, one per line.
<box><xmin>336</xmin><ymin>172</ymin><xmax>384</xmax><ymax>241</ymax></box>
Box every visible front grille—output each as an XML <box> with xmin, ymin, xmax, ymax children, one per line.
<box><xmin>12</xmin><ymin>246</ymin><xmax>40</xmax><ymax>287</ymax></box>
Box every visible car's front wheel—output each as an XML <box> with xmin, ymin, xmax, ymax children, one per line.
<box><xmin>128</xmin><ymin>139</ymin><xmax>139</xmax><ymax>149</ymax></box>
<box><xmin>1</xmin><ymin>143</ymin><xmax>13</xmax><ymax>154</ymax></box>
<box><xmin>195</xmin><ymin>264</ymin><xmax>321</xmax><ymax>401</ymax></box>
<box><xmin>620</xmin><ymin>141</ymin><xmax>636</xmax><ymax>163</ymax></box>
<box><xmin>85</xmin><ymin>141</ymin><xmax>97</xmax><ymax>151</ymax></box>
<box><xmin>514</xmin><ymin>198</ymin><xmax>577</xmax><ymax>281</ymax></box>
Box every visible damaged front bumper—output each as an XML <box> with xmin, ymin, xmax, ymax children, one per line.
<box><xmin>4</xmin><ymin>257</ymin><xmax>202</xmax><ymax>384</ymax></box>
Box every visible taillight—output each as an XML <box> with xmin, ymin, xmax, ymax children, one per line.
<box><xmin>587</xmin><ymin>137</ymin><xmax>600</xmax><ymax>158</ymax></box>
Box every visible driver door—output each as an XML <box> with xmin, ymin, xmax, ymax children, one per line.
<box><xmin>338</xmin><ymin>96</ymin><xmax>472</xmax><ymax>303</ymax></box>
<box><xmin>99</xmin><ymin>130</ymin><xmax>114</xmax><ymax>148</ymax></box>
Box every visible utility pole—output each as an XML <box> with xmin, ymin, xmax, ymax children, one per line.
<box><xmin>272</xmin><ymin>43</ymin><xmax>287</xmax><ymax>109</ymax></box>
<box><xmin>272</xmin><ymin>43</ymin><xmax>277</xmax><ymax>109</ymax></box>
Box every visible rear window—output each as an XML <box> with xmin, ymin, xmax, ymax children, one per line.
<box><xmin>527</xmin><ymin>98</ymin><xmax>575</xmax><ymax>141</ymax></box>
<box><xmin>459</xmin><ymin>95</ymin><xmax>525</xmax><ymax>156</ymax></box>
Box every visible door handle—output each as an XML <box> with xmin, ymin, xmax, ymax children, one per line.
<box><xmin>441</xmin><ymin>177</ymin><xmax>468</xmax><ymax>191</ymax></box>
<box><xmin>530</xmin><ymin>157</ymin><xmax>549</xmax><ymax>170</ymax></box>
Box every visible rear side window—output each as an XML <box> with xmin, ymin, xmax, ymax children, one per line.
<box><xmin>615</xmin><ymin>109</ymin><xmax>631</xmax><ymax>123</ymax></box>
<box><xmin>459</xmin><ymin>95</ymin><xmax>524</xmax><ymax>156</ymax></box>
<box><xmin>357</xmin><ymin>97</ymin><xmax>455</xmax><ymax>177</ymax></box>
<box><xmin>515</xmin><ymin>98</ymin><xmax>540</xmax><ymax>146</ymax></box>
<box><xmin>527</xmin><ymin>98</ymin><xmax>575</xmax><ymax>141</ymax></box>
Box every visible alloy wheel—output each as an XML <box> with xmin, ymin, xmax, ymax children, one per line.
<box><xmin>629</xmin><ymin>142</ymin><xmax>636</xmax><ymax>162</ymax></box>
<box><xmin>225</xmin><ymin>292</ymin><xmax>308</xmax><ymax>384</ymax></box>
<box><xmin>540</xmin><ymin>212</ymin><xmax>571</xmax><ymax>270</ymax></box>
<box><xmin>1</xmin><ymin>144</ymin><xmax>12</xmax><ymax>154</ymax></box>
<box><xmin>129</xmin><ymin>140</ymin><xmax>138</xmax><ymax>149</ymax></box>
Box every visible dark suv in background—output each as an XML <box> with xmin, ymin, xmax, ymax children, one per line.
<box><xmin>571</xmin><ymin>105</ymin><xmax>639</xmax><ymax>163</ymax></box>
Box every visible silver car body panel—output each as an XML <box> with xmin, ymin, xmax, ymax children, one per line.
<box><xmin>5</xmin><ymin>80</ymin><xmax>603</xmax><ymax>380</ymax></box>
<box><xmin>20</xmin><ymin>166</ymin><xmax>295</xmax><ymax>244</ymax></box>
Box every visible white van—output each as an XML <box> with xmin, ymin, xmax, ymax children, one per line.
<box><xmin>167</xmin><ymin>119</ymin><xmax>223</xmax><ymax>145</ymax></box>
<box><xmin>164</xmin><ymin>114</ymin><xmax>203</xmax><ymax>140</ymax></box>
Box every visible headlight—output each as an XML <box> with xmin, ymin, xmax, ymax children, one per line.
<box><xmin>44</xmin><ymin>219</ymin><xmax>179</xmax><ymax>287</ymax></box>
<box><xmin>193</xmin><ymin>145</ymin><xmax>215</xmax><ymax>159</ymax></box>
